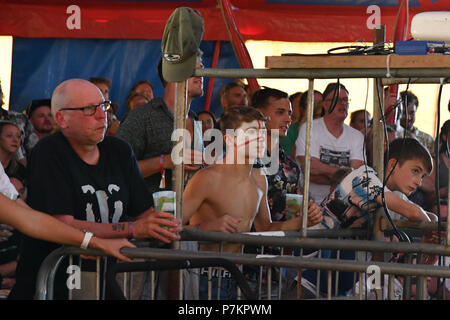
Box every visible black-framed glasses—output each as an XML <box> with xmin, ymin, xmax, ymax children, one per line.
<box><xmin>60</xmin><ymin>100</ymin><xmax>111</xmax><ymax>116</ymax></box>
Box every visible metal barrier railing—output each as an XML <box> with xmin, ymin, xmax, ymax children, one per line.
<box><xmin>35</xmin><ymin>227</ymin><xmax>450</xmax><ymax>300</ymax></box>
<box><xmin>104</xmin><ymin>258</ymin><xmax>257</xmax><ymax>300</ymax></box>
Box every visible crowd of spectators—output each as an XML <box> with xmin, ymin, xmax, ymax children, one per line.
<box><xmin>0</xmin><ymin>58</ymin><xmax>448</xmax><ymax>300</ymax></box>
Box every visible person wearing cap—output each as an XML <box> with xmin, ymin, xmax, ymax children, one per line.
<box><xmin>117</xmin><ymin>56</ymin><xmax>204</xmax><ymax>196</ymax></box>
<box><xmin>9</xmin><ymin>79</ymin><xmax>182</xmax><ymax>300</ymax></box>
<box><xmin>116</xmin><ymin>7</ymin><xmax>205</xmax><ymax>197</ymax></box>
<box><xmin>26</xmin><ymin>99</ymin><xmax>56</xmax><ymax>140</ymax></box>
<box><xmin>116</xmin><ymin>55</ymin><xmax>204</xmax><ymax>300</ymax></box>
<box><xmin>116</xmin><ymin>7</ymin><xmax>205</xmax><ymax>300</ymax></box>
<box><xmin>0</xmin><ymin>82</ymin><xmax>39</xmax><ymax>166</ymax></box>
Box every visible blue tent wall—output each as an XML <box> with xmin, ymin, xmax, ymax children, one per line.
<box><xmin>10</xmin><ymin>38</ymin><xmax>241</xmax><ymax>119</ymax></box>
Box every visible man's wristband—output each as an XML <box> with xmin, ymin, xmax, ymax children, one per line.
<box><xmin>128</xmin><ymin>222</ymin><xmax>134</xmax><ymax>239</ymax></box>
<box><xmin>80</xmin><ymin>231</ymin><xmax>94</xmax><ymax>250</ymax></box>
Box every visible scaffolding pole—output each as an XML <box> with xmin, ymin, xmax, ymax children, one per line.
<box><xmin>301</xmin><ymin>79</ymin><xmax>314</xmax><ymax>237</ymax></box>
<box><xmin>372</xmin><ymin>26</ymin><xmax>386</xmax><ymax>253</ymax></box>
<box><xmin>171</xmin><ymin>80</ymin><xmax>187</xmax><ymax>300</ymax></box>
<box><xmin>194</xmin><ymin>68</ymin><xmax>450</xmax><ymax>79</ymax></box>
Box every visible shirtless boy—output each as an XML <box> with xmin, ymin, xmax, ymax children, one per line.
<box><xmin>182</xmin><ymin>106</ymin><xmax>322</xmax><ymax>299</ymax></box>
<box><xmin>182</xmin><ymin>106</ymin><xmax>323</xmax><ymax>251</ymax></box>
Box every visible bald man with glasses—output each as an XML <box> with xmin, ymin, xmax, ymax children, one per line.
<box><xmin>10</xmin><ymin>79</ymin><xmax>181</xmax><ymax>300</ymax></box>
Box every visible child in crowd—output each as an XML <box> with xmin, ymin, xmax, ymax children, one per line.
<box><xmin>305</xmin><ymin>138</ymin><xmax>437</xmax><ymax>297</ymax></box>
<box><xmin>182</xmin><ymin>106</ymin><xmax>323</xmax><ymax>299</ymax></box>
<box><xmin>320</xmin><ymin>138</ymin><xmax>435</xmax><ymax>230</ymax></box>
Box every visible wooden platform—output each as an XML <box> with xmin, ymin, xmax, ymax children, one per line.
<box><xmin>266</xmin><ymin>54</ymin><xmax>450</xmax><ymax>69</ymax></box>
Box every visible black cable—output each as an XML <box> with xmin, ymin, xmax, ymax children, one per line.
<box><xmin>328</xmin><ymin>79</ymin><xmax>340</xmax><ymax>114</ymax></box>
<box><xmin>281</xmin><ymin>41</ymin><xmax>394</xmax><ymax>58</ymax></box>
<box><xmin>383</xmin><ymin>79</ymin><xmax>411</xmax><ymax>187</ymax></box>
<box><xmin>383</xmin><ymin>79</ymin><xmax>411</xmax><ymax>244</ymax></box>
<box><xmin>433</xmin><ymin>79</ymin><xmax>447</xmax><ymax>299</ymax></box>
<box><xmin>375</xmin><ymin>79</ymin><xmax>412</xmax><ymax>244</ymax></box>
<box><xmin>362</xmin><ymin>78</ymin><xmax>371</xmax><ymax>300</ymax></box>
<box><xmin>361</xmin><ymin>78</ymin><xmax>370</xmax><ymax>212</ymax></box>
<box><xmin>326</xmin><ymin>42</ymin><xmax>394</xmax><ymax>56</ymax></box>
<box><xmin>435</xmin><ymin>79</ymin><xmax>446</xmax><ymax>244</ymax></box>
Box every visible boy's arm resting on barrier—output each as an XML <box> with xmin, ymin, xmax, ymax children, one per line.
<box><xmin>0</xmin><ymin>194</ymin><xmax>134</xmax><ymax>262</ymax></box>
<box><xmin>379</xmin><ymin>191</ymin><xmax>431</xmax><ymax>222</ymax></box>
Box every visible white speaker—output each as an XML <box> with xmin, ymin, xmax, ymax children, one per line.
<box><xmin>411</xmin><ymin>11</ymin><xmax>450</xmax><ymax>43</ymax></box>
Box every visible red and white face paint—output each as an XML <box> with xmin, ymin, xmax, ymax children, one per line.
<box><xmin>232</xmin><ymin>120</ymin><xmax>267</xmax><ymax>163</ymax></box>
<box><xmin>170</xmin><ymin>119</ymin><xmax>279</xmax><ymax>174</ymax></box>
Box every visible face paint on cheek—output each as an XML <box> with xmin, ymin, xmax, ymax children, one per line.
<box><xmin>258</xmin><ymin>121</ymin><xmax>267</xmax><ymax>151</ymax></box>
<box><xmin>233</xmin><ymin>120</ymin><xmax>267</xmax><ymax>160</ymax></box>
<box><xmin>235</xmin><ymin>135</ymin><xmax>265</xmax><ymax>148</ymax></box>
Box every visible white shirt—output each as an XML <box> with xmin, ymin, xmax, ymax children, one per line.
<box><xmin>0</xmin><ymin>164</ymin><xmax>19</xmax><ymax>200</ymax></box>
<box><xmin>295</xmin><ymin>117</ymin><xmax>365</xmax><ymax>204</ymax></box>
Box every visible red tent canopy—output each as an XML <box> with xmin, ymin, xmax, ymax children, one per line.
<box><xmin>1</xmin><ymin>0</ymin><xmax>448</xmax><ymax>42</ymax></box>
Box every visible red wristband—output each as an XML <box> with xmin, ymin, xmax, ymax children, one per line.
<box><xmin>159</xmin><ymin>154</ymin><xmax>166</xmax><ymax>189</ymax></box>
<box><xmin>128</xmin><ymin>222</ymin><xmax>134</xmax><ymax>239</ymax></box>
<box><xmin>160</xmin><ymin>154</ymin><xmax>165</xmax><ymax>173</ymax></box>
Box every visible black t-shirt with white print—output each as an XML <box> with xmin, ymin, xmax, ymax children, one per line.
<box><xmin>10</xmin><ymin>131</ymin><xmax>152</xmax><ymax>300</ymax></box>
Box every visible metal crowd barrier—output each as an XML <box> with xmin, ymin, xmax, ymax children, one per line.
<box><xmin>35</xmin><ymin>226</ymin><xmax>450</xmax><ymax>300</ymax></box>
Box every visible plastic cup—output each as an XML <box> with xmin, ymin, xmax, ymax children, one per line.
<box><xmin>285</xmin><ymin>194</ymin><xmax>303</xmax><ymax>220</ymax></box>
<box><xmin>153</xmin><ymin>191</ymin><xmax>176</xmax><ymax>229</ymax></box>
<box><xmin>152</xmin><ymin>191</ymin><xmax>176</xmax><ymax>215</ymax></box>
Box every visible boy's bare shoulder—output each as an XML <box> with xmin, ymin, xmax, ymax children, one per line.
<box><xmin>251</xmin><ymin>168</ymin><xmax>268</xmax><ymax>188</ymax></box>
<box><xmin>189</xmin><ymin>164</ymin><xmax>223</xmax><ymax>185</ymax></box>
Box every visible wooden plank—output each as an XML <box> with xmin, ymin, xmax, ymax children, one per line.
<box><xmin>266</xmin><ymin>55</ymin><xmax>450</xmax><ymax>69</ymax></box>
